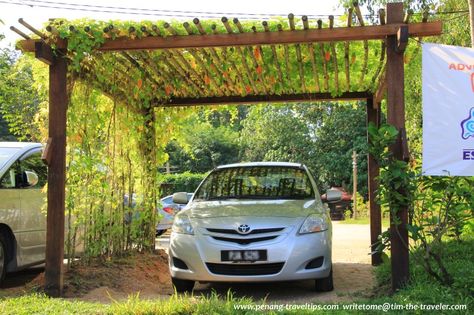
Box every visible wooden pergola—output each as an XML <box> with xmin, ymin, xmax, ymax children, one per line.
<box><xmin>13</xmin><ymin>2</ymin><xmax>441</xmax><ymax>297</ymax></box>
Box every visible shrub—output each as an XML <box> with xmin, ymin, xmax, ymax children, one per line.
<box><xmin>158</xmin><ymin>172</ymin><xmax>207</xmax><ymax>197</ymax></box>
<box><xmin>373</xmin><ymin>236</ymin><xmax>474</xmax><ymax>308</ymax></box>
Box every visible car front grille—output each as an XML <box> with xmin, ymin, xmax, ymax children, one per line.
<box><xmin>206</xmin><ymin>262</ymin><xmax>285</xmax><ymax>275</ymax></box>
<box><xmin>206</xmin><ymin>227</ymin><xmax>284</xmax><ymax>235</ymax></box>
<box><xmin>211</xmin><ymin>235</ymin><xmax>278</xmax><ymax>245</ymax></box>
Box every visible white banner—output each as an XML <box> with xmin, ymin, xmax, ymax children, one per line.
<box><xmin>423</xmin><ymin>43</ymin><xmax>474</xmax><ymax>176</ymax></box>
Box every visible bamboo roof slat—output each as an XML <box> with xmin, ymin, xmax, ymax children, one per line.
<box><xmin>192</xmin><ymin>18</ymin><xmax>240</xmax><ymax>95</ymax></box>
<box><xmin>317</xmin><ymin>19</ymin><xmax>330</xmax><ymax>91</ymax></box>
<box><xmin>302</xmin><ymin>16</ymin><xmax>320</xmax><ymax>93</ymax></box>
<box><xmin>234</xmin><ymin>18</ymin><xmax>268</xmax><ymax>95</ymax></box>
<box><xmin>210</xmin><ymin>24</ymin><xmax>248</xmax><ymax>96</ymax></box>
<box><xmin>221</xmin><ymin>17</ymin><xmax>258</xmax><ymax>95</ymax></box>
<box><xmin>370</xmin><ymin>8</ymin><xmax>387</xmax><ymax>88</ymax></box>
<box><xmin>139</xmin><ymin>51</ymin><xmax>195</xmax><ymax>98</ymax></box>
<box><xmin>181</xmin><ymin>23</ymin><xmax>227</xmax><ymax>96</ymax></box>
<box><xmin>329</xmin><ymin>15</ymin><xmax>339</xmax><ymax>93</ymax></box>
<box><xmin>354</xmin><ymin>1</ymin><xmax>369</xmax><ymax>89</ymax></box>
<box><xmin>18</xmin><ymin>18</ymin><xmax>46</xmax><ymax>39</ymax></box>
<box><xmin>277</xmin><ymin>23</ymin><xmax>293</xmax><ymax>93</ymax></box>
<box><xmin>289</xmin><ymin>14</ymin><xmax>306</xmax><ymax>93</ymax></box>
<box><xmin>120</xmin><ymin>52</ymin><xmax>164</xmax><ymax>91</ymax></box>
<box><xmin>344</xmin><ymin>9</ymin><xmax>352</xmax><ymax>92</ymax></box>
<box><xmin>161</xmin><ymin>50</ymin><xmax>206</xmax><ymax>95</ymax></box>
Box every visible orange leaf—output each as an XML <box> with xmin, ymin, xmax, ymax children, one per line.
<box><xmin>204</xmin><ymin>75</ymin><xmax>211</xmax><ymax>85</ymax></box>
<box><xmin>404</xmin><ymin>55</ymin><xmax>410</xmax><ymax>64</ymax></box>
<box><xmin>269</xmin><ymin>76</ymin><xmax>276</xmax><ymax>84</ymax></box>
<box><xmin>254</xmin><ymin>47</ymin><xmax>261</xmax><ymax>60</ymax></box>
<box><xmin>245</xmin><ymin>85</ymin><xmax>252</xmax><ymax>94</ymax></box>
<box><xmin>256</xmin><ymin>65</ymin><xmax>263</xmax><ymax>75</ymax></box>
<box><xmin>165</xmin><ymin>85</ymin><xmax>172</xmax><ymax>96</ymax></box>
<box><xmin>137</xmin><ymin>78</ymin><xmax>143</xmax><ymax>89</ymax></box>
<box><xmin>351</xmin><ymin>54</ymin><xmax>356</xmax><ymax>64</ymax></box>
<box><xmin>223</xmin><ymin>71</ymin><xmax>228</xmax><ymax>79</ymax></box>
<box><xmin>325</xmin><ymin>51</ymin><xmax>331</xmax><ymax>61</ymax></box>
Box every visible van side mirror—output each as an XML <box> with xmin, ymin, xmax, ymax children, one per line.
<box><xmin>23</xmin><ymin>171</ymin><xmax>39</xmax><ymax>187</ymax></box>
<box><xmin>172</xmin><ymin>192</ymin><xmax>189</xmax><ymax>204</ymax></box>
<box><xmin>324</xmin><ymin>189</ymin><xmax>342</xmax><ymax>203</ymax></box>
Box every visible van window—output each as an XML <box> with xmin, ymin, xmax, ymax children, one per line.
<box><xmin>20</xmin><ymin>152</ymin><xmax>47</xmax><ymax>188</ymax></box>
<box><xmin>0</xmin><ymin>162</ymin><xmax>21</xmax><ymax>189</ymax></box>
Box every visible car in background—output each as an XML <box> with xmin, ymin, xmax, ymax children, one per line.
<box><xmin>321</xmin><ymin>187</ymin><xmax>353</xmax><ymax>220</ymax></box>
<box><xmin>0</xmin><ymin>142</ymin><xmax>47</xmax><ymax>284</ymax></box>
<box><xmin>156</xmin><ymin>193</ymin><xmax>193</xmax><ymax>236</ymax></box>
<box><xmin>168</xmin><ymin>162</ymin><xmax>341</xmax><ymax>292</ymax></box>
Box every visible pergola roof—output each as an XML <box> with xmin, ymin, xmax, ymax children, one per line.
<box><xmin>14</xmin><ymin>4</ymin><xmax>441</xmax><ymax>109</ymax></box>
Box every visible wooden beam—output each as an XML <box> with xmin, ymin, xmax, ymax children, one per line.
<box><xmin>156</xmin><ymin>91</ymin><xmax>371</xmax><ymax>107</ymax></box>
<box><xmin>366</xmin><ymin>97</ymin><xmax>382</xmax><ymax>266</ymax></box>
<box><xmin>44</xmin><ymin>50</ymin><xmax>68</xmax><ymax>297</ymax></box>
<box><xmin>17</xmin><ymin>21</ymin><xmax>442</xmax><ymax>52</ymax></box>
<box><xmin>386</xmin><ymin>2</ymin><xmax>409</xmax><ymax>292</ymax></box>
<box><xmin>35</xmin><ymin>41</ymin><xmax>54</xmax><ymax>65</ymax></box>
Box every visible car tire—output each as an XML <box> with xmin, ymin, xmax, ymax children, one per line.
<box><xmin>315</xmin><ymin>266</ymin><xmax>334</xmax><ymax>292</ymax></box>
<box><xmin>156</xmin><ymin>229</ymin><xmax>166</xmax><ymax>237</ymax></box>
<box><xmin>171</xmin><ymin>277</ymin><xmax>194</xmax><ymax>293</ymax></box>
<box><xmin>0</xmin><ymin>234</ymin><xmax>7</xmax><ymax>285</ymax></box>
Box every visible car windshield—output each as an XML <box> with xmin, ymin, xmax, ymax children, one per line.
<box><xmin>194</xmin><ymin>166</ymin><xmax>314</xmax><ymax>201</ymax></box>
<box><xmin>0</xmin><ymin>147</ymin><xmax>21</xmax><ymax>170</ymax></box>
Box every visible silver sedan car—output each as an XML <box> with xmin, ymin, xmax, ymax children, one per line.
<box><xmin>169</xmin><ymin>162</ymin><xmax>340</xmax><ymax>292</ymax></box>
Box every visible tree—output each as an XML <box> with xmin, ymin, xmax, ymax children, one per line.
<box><xmin>240</xmin><ymin>103</ymin><xmax>368</xmax><ymax>196</ymax></box>
<box><xmin>165</xmin><ymin>116</ymin><xmax>241</xmax><ymax>173</ymax></box>
<box><xmin>0</xmin><ymin>51</ymin><xmax>42</xmax><ymax>140</ymax></box>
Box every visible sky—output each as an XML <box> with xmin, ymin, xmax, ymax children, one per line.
<box><xmin>0</xmin><ymin>0</ymin><xmax>346</xmax><ymax>48</ymax></box>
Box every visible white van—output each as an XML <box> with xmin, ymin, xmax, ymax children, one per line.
<box><xmin>0</xmin><ymin>142</ymin><xmax>46</xmax><ymax>284</ymax></box>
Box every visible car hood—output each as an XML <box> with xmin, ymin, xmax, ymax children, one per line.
<box><xmin>182</xmin><ymin>199</ymin><xmax>321</xmax><ymax>219</ymax></box>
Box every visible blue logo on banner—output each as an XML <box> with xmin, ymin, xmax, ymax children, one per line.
<box><xmin>461</xmin><ymin>107</ymin><xmax>474</xmax><ymax>140</ymax></box>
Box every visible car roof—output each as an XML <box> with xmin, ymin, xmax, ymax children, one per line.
<box><xmin>0</xmin><ymin>142</ymin><xmax>42</xmax><ymax>150</ymax></box>
<box><xmin>216</xmin><ymin>161</ymin><xmax>305</xmax><ymax>169</ymax></box>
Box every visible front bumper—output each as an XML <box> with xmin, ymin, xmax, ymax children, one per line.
<box><xmin>169</xmin><ymin>227</ymin><xmax>332</xmax><ymax>282</ymax></box>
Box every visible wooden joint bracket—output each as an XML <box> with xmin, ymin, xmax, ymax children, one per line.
<box><xmin>35</xmin><ymin>41</ymin><xmax>54</xmax><ymax>65</ymax></box>
<box><xmin>396</xmin><ymin>25</ymin><xmax>408</xmax><ymax>53</ymax></box>
<box><xmin>42</xmin><ymin>137</ymin><xmax>53</xmax><ymax>166</ymax></box>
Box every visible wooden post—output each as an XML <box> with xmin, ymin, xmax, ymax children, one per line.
<box><xmin>386</xmin><ymin>2</ymin><xmax>409</xmax><ymax>291</ymax></box>
<box><xmin>366</xmin><ymin>97</ymin><xmax>382</xmax><ymax>266</ymax></box>
<box><xmin>352</xmin><ymin>150</ymin><xmax>358</xmax><ymax>219</ymax></box>
<box><xmin>44</xmin><ymin>50</ymin><xmax>68</xmax><ymax>297</ymax></box>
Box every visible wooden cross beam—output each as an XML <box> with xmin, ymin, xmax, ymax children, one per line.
<box><xmin>17</xmin><ymin>21</ymin><xmax>441</xmax><ymax>52</ymax></box>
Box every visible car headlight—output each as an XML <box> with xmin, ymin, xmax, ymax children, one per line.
<box><xmin>172</xmin><ymin>215</ymin><xmax>194</xmax><ymax>235</ymax></box>
<box><xmin>299</xmin><ymin>214</ymin><xmax>328</xmax><ymax>234</ymax></box>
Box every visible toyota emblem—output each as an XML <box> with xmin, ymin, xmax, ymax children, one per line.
<box><xmin>237</xmin><ymin>224</ymin><xmax>251</xmax><ymax>234</ymax></box>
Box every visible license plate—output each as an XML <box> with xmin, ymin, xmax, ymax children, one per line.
<box><xmin>221</xmin><ymin>250</ymin><xmax>267</xmax><ymax>262</ymax></box>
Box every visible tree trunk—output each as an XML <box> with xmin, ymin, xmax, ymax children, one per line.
<box><xmin>469</xmin><ymin>0</ymin><xmax>474</xmax><ymax>47</ymax></box>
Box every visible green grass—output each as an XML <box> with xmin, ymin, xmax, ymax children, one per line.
<box><xmin>1</xmin><ymin>236</ymin><xmax>472</xmax><ymax>314</ymax></box>
<box><xmin>367</xmin><ymin>235</ymin><xmax>474</xmax><ymax>314</ymax></box>
<box><xmin>0</xmin><ymin>292</ymin><xmax>353</xmax><ymax>315</ymax></box>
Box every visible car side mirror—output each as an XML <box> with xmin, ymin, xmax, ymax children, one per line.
<box><xmin>172</xmin><ymin>192</ymin><xmax>189</xmax><ymax>204</ymax></box>
<box><xmin>23</xmin><ymin>171</ymin><xmax>39</xmax><ymax>187</ymax></box>
<box><xmin>325</xmin><ymin>189</ymin><xmax>342</xmax><ymax>203</ymax></box>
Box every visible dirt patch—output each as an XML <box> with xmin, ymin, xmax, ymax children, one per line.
<box><xmin>9</xmin><ymin>250</ymin><xmax>174</xmax><ymax>303</ymax></box>
<box><xmin>3</xmin><ymin>223</ymin><xmax>376</xmax><ymax>304</ymax></box>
